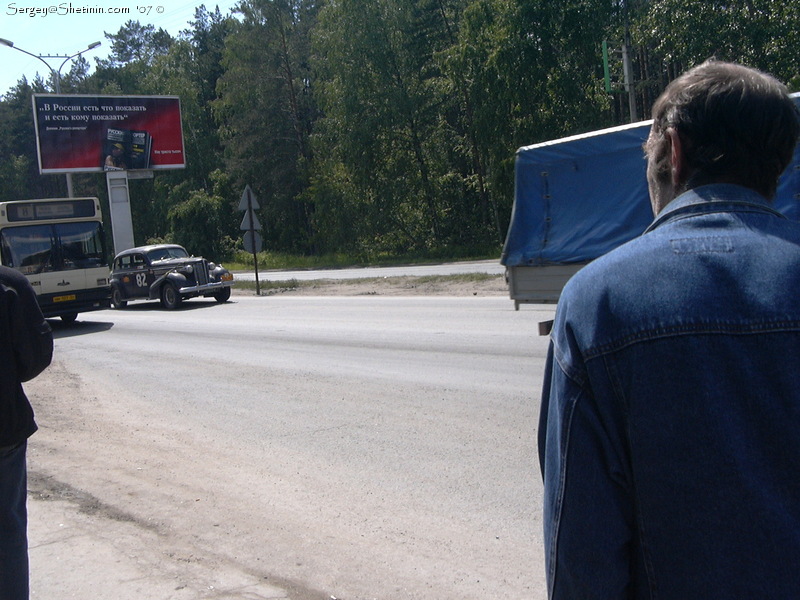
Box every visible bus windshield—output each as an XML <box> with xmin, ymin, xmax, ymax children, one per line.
<box><xmin>0</xmin><ymin>221</ymin><xmax>106</xmax><ymax>275</ymax></box>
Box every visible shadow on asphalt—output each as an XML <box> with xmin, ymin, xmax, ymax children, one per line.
<box><xmin>49</xmin><ymin>319</ymin><xmax>114</xmax><ymax>339</ymax></box>
<box><xmin>49</xmin><ymin>298</ymin><xmax>233</xmax><ymax>338</ymax></box>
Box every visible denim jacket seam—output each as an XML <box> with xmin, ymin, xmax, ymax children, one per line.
<box><xmin>552</xmin><ymin>336</ymin><xmax>589</xmax><ymax>389</ymax></box>
<box><xmin>645</xmin><ymin>195</ymin><xmax>785</xmax><ymax>233</ymax></box>
<box><xmin>631</xmin><ymin>474</ymin><xmax>660</xmax><ymax>598</ymax></box>
<box><xmin>546</xmin><ymin>359</ymin><xmax>583</xmax><ymax>596</ymax></box>
<box><xmin>626</xmin><ymin>426</ymin><xmax>660</xmax><ymax>599</ymax></box>
<box><xmin>584</xmin><ymin>321</ymin><xmax>800</xmax><ymax>361</ymax></box>
<box><xmin>601</xmin><ymin>358</ymin><xmax>661</xmax><ymax>599</ymax></box>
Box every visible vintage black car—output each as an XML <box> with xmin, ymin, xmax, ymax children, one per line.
<box><xmin>110</xmin><ymin>244</ymin><xmax>234</xmax><ymax>309</ymax></box>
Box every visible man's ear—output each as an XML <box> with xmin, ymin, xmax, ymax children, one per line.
<box><xmin>666</xmin><ymin>128</ymin><xmax>687</xmax><ymax>187</ymax></box>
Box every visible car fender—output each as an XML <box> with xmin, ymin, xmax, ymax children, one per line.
<box><xmin>110</xmin><ymin>280</ymin><xmax>126</xmax><ymax>297</ymax></box>
<box><xmin>108</xmin><ymin>274</ymin><xmax>129</xmax><ymax>299</ymax></box>
<box><xmin>211</xmin><ymin>265</ymin><xmax>232</xmax><ymax>282</ymax></box>
<box><xmin>150</xmin><ymin>270</ymin><xmax>188</xmax><ymax>299</ymax></box>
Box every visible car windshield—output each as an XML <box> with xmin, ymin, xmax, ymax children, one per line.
<box><xmin>146</xmin><ymin>247</ymin><xmax>189</xmax><ymax>262</ymax></box>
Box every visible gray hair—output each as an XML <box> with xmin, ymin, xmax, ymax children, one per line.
<box><xmin>646</xmin><ymin>60</ymin><xmax>799</xmax><ymax>198</ymax></box>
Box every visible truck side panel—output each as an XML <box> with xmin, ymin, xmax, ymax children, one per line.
<box><xmin>502</xmin><ymin>93</ymin><xmax>800</xmax><ymax>307</ymax></box>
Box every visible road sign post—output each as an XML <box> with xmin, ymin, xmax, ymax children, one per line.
<box><xmin>239</xmin><ymin>185</ymin><xmax>262</xmax><ymax>295</ymax></box>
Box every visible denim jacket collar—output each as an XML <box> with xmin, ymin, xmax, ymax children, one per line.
<box><xmin>644</xmin><ymin>183</ymin><xmax>786</xmax><ymax>234</ymax></box>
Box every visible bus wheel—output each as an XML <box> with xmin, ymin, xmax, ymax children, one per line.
<box><xmin>111</xmin><ymin>285</ymin><xmax>127</xmax><ymax>309</ymax></box>
<box><xmin>161</xmin><ymin>283</ymin><xmax>182</xmax><ymax>310</ymax></box>
<box><xmin>60</xmin><ymin>312</ymin><xmax>78</xmax><ymax>324</ymax></box>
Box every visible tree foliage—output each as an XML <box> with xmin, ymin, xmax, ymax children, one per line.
<box><xmin>1</xmin><ymin>0</ymin><xmax>797</xmax><ymax>260</ymax></box>
<box><xmin>101</xmin><ymin>20</ymin><xmax>174</xmax><ymax>67</ymax></box>
<box><xmin>215</xmin><ymin>0</ymin><xmax>320</xmax><ymax>253</ymax></box>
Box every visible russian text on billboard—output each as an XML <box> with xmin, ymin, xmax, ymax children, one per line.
<box><xmin>32</xmin><ymin>95</ymin><xmax>185</xmax><ymax>174</ymax></box>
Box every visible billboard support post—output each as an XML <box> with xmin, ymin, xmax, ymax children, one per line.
<box><xmin>106</xmin><ymin>170</ymin><xmax>135</xmax><ymax>255</ymax></box>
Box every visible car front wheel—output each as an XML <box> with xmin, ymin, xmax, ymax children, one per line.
<box><xmin>111</xmin><ymin>285</ymin><xmax>127</xmax><ymax>309</ymax></box>
<box><xmin>160</xmin><ymin>282</ymin><xmax>182</xmax><ymax>309</ymax></box>
<box><xmin>214</xmin><ymin>287</ymin><xmax>231</xmax><ymax>303</ymax></box>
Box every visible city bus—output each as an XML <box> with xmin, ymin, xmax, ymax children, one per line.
<box><xmin>0</xmin><ymin>197</ymin><xmax>111</xmax><ymax>322</ymax></box>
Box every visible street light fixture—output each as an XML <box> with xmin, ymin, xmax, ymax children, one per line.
<box><xmin>0</xmin><ymin>38</ymin><xmax>101</xmax><ymax>196</ymax></box>
<box><xmin>0</xmin><ymin>38</ymin><xmax>101</xmax><ymax>93</ymax></box>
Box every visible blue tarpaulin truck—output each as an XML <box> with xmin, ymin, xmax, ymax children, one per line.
<box><xmin>501</xmin><ymin>93</ymin><xmax>800</xmax><ymax>309</ymax></box>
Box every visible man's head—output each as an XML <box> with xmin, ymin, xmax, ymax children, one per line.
<box><xmin>644</xmin><ymin>60</ymin><xmax>799</xmax><ymax>214</ymax></box>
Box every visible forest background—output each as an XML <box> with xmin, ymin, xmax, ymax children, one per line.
<box><xmin>1</xmin><ymin>0</ymin><xmax>798</xmax><ymax>265</ymax></box>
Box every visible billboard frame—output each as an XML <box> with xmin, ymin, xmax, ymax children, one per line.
<box><xmin>31</xmin><ymin>94</ymin><xmax>186</xmax><ymax>174</ymax></box>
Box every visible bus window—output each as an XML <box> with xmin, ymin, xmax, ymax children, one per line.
<box><xmin>56</xmin><ymin>222</ymin><xmax>106</xmax><ymax>270</ymax></box>
<box><xmin>0</xmin><ymin>225</ymin><xmax>55</xmax><ymax>275</ymax></box>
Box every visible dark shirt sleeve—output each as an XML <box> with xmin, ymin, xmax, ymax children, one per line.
<box><xmin>2</xmin><ymin>270</ymin><xmax>53</xmax><ymax>382</ymax></box>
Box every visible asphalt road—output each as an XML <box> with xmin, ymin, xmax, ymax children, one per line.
<box><xmin>26</xmin><ymin>294</ymin><xmax>554</xmax><ymax>599</ymax></box>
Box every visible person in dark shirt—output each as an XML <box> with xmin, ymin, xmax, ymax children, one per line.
<box><xmin>0</xmin><ymin>265</ymin><xmax>53</xmax><ymax>600</ymax></box>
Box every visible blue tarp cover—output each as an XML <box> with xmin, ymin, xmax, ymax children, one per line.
<box><xmin>502</xmin><ymin>93</ymin><xmax>800</xmax><ymax>267</ymax></box>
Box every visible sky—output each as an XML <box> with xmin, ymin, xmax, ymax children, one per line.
<box><xmin>1</xmin><ymin>0</ymin><xmax>241</xmax><ymax>96</ymax></box>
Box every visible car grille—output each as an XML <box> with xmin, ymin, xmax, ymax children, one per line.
<box><xmin>194</xmin><ymin>259</ymin><xmax>209</xmax><ymax>286</ymax></box>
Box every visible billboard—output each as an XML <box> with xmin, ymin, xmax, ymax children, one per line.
<box><xmin>32</xmin><ymin>95</ymin><xmax>185</xmax><ymax>173</ymax></box>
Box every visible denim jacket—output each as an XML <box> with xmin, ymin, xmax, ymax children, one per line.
<box><xmin>539</xmin><ymin>184</ymin><xmax>800</xmax><ymax>599</ymax></box>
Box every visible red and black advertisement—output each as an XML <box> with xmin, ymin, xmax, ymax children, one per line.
<box><xmin>32</xmin><ymin>95</ymin><xmax>185</xmax><ymax>173</ymax></box>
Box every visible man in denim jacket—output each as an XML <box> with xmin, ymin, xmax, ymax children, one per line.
<box><xmin>539</xmin><ymin>61</ymin><xmax>800</xmax><ymax>598</ymax></box>
<box><xmin>0</xmin><ymin>266</ymin><xmax>53</xmax><ymax>599</ymax></box>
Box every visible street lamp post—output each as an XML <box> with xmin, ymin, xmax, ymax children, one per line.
<box><xmin>0</xmin><ymin>38</ymin><xmax>101</xmax><ymax>197</ymax></box>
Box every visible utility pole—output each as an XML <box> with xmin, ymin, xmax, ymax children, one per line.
<box><xmin>621</xmin><ymin>0</ymin><xmax>638</xmax><ymax>122</ymax></box>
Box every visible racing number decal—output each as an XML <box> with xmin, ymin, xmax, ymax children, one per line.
<box><xmin>136</xmin><ymin>273</ymin><xmax>148</xmax><ymax>288</ymax></box>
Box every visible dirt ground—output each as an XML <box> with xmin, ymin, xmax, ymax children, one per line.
<box><xmin>26</xmin><ymin>272</ymin><xmax>525</xmax><ymax>600</ymax></box>
<box><xmin>238</xmin><ymin>274</ymin><xmax>509</xmax><ymax>297</ymax></box>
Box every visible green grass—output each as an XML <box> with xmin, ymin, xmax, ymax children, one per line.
<box><xmin>224</xmin><ymin>248</ymin><xmax>501</xmax><ymax>272</ymax></box>
<box><xmin>233</xmin><ymin>278</ymin><xmax>303</xmax><ymax>292</ymax></box>
<box><xmin>404</xmin><ymin>272</ymin><xmax>500</xmax><ymax>284</ymax></box>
